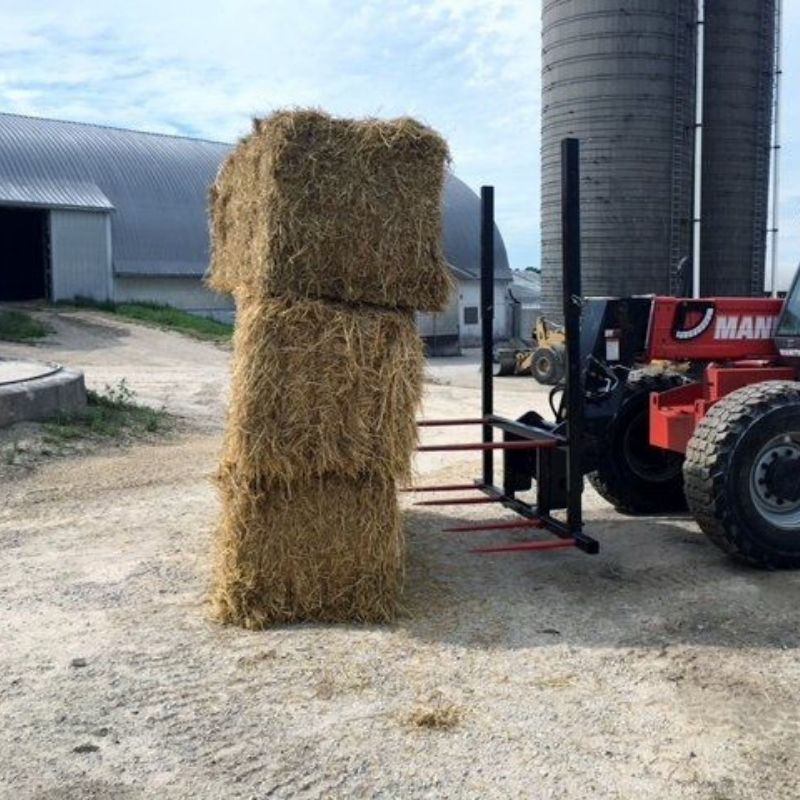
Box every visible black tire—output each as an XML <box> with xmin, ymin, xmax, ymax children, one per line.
<box><xmin>588</xmin><ymin>371</ymin><xmax>688</xmax><ymax>514</ymax></box>
<box><xmin>532</xmin><ymin>347</ymin><xmax>562</xmax><ymax>385</ymax></box>
<box><xmin>684</xmin><ymin>381</ymin><xmax>800</xmax><ymax>568</ymax></box>
<box><xmin>495</xmin><ymin>350</ymin><xmax>518</xmax><ymax>376</ymax></box>
<box><xmin>551</xmin><ymin>344</ymin><xmax>566</xmax><ymax>384</ymax></box>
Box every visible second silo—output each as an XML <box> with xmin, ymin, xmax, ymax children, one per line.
<box><xmin>541</xmin><ymin>0</ymin><xmax>697</xmax><ymax>318</ymax></box>
<box><xmin>700</xmin><ymin>0</ymin><xmax>775</xmax><ymax>296</ymax></box>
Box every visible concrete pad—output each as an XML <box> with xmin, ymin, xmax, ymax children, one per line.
<box><xmin>0</xmin><ymin>358</ymin><xmax>86</xmax><ymax>427</ymax></box>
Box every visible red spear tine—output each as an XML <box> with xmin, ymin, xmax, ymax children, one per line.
<box><xmin>414</xmin><ymin>497</ymin><xmax>503</xmax><ymax>506</ymax></box>
<box><xmin>416</xmin><ymin>440</ymin><xmax>556</xmax><ymax>452</ymax></box>
<box><xmin>416</xmin><ymin>418</ymin><xmax>484</xmax><ymax>427</ymax></box>
<box><xmin>443</xmin><ymin>519</ymin><xmax>546</xmax><ymax>532</ymax></box>
<box><xmin>399</xmin><ymin>483</ymin><xmax>482</xmax><ymax>493</ymax></box>
<box><xmin>470</xmin><ymin>539</ymin><xmax>576</xmax><ymax>554</ymax></box>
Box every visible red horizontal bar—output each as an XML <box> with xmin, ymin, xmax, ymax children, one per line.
<box><xmin>399</xmin><ymin>483</ymin><xmax>482</xmax><ymax>493</ymax></box>
<box><xmin>414</xmin><ymin>497</ymin><xmax>503</xmax><ymax>506</ymax></box>
<box><xmin>416</xmin><ymin>418</ymin><xmax>484</xmax><ymax>427</ymax></box>
<box><xmin>443</xmin><ymin>519</ymin><xmax>546</xmax><ymax>532</ymax></box>
<box><xmin>417</xmin><ymin>440</ymin><xmax>556</xmax><ymax>452</ymax></box>
<box><xmin>470</xmin><ymin>539</ymin><xmax>576</xmax><ymax>554</ymax></box>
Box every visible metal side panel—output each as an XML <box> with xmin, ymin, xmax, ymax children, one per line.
<box><xmin>113</xmin><ymin>275</ymin><xmax>234</xmax><ymax>317</ymax></box>
<box><xmin>50</xmin><ymin>209</ymin><xmax>112</xmax><ymax>302</ymax></box>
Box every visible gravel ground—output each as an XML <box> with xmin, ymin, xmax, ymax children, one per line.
<box><xmin>2</xmin><ymin>310</ymin><xmax>800</xmax><ymax>799</ymax></box>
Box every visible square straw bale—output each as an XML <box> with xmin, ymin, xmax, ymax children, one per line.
<box><xmin>207</xmin><ymin>109</ymin><xmax>454</xmax><ymax>311</ymax></box>
<box><xmin>223</xmin><ymin>292</ymin><xmax>424</xmax><ymax>484</ymax></box>
<box><xmin>211</xmin><ymin>466</ymin><xmax>403</xmax><ymax>626</ymax></box>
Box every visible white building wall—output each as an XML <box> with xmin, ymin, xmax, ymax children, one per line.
<box><xmin>113</xmin><ymin>275</ymin><xmax>234</xmax><ymax>322</ymax></box>
<box><xmin>50</xmin><ymin>210</ymin><xmax>112</xmax><ymax>301</ymax></box>
<box><xmin>457</xmin><ymin>279</ymin><xmax>511</xmax><ymax>346</ymax></box>
<box><xmin>415</xmin><ymin>286</ymin><xmax>460</xmax><ymax>354</ymax></box>
<box><xmin>112</xmin><ymin>275</ymin><xmax>509</xmax><ymax>342</ymax></box>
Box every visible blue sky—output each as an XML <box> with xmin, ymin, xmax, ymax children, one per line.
<box><xmin>0</xmin><ymin>1</ymin><xmax>797</xmax><ymax>287</ymax></box>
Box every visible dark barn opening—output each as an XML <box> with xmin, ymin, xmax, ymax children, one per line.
<box><xmin>0</xmin><ymin>207</ymin><xmax>48</xmax><ymax>301</ymax></box>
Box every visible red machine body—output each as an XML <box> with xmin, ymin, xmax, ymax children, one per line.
<box><xmin>647</xmin><ymin>297</ymin><xmax>783</xmax><ymax>361</ymax></box>
<box><xmin>646</xmin><ymin>297</ymin><xmax>795</xmax><ymax>453</ymax></box>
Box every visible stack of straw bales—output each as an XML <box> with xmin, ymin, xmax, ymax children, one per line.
<box><xmin>209</xmin><ymin>110</ymin><xmax>452</xmax><ymax>627</ymax></box>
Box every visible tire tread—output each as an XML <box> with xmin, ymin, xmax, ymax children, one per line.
<box><xmin>684</xmin><ymin>380</ymin><xmax>800</xmax><ymax>568</ymax></box>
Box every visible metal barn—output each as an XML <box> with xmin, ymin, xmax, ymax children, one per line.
<box><xmin>0</xmin><ymin>113</ymin><xmax>511</xmax><ymax>347</ymax></box>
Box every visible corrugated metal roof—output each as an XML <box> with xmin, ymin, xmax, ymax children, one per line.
<box><xmin>0</xmin><ymin>112</ymin><xmax>511</xmax><ymax>281</ymax></box>
<box><xmin>510</xmin><ymin>269</ymin><xmax>541</xmax><ymax>303</ymax></box>
<box><xmin>0</xmin><ymin>176</ymin><xmax>113</xmax><ymax>211</ymax></box>
<box><xmin>442</xmin><ymin>173</ymin><xmax>512</xmax><ymax>281</ymax></box>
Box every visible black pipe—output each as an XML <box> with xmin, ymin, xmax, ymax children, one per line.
<box><xmin>480</xmin><ymin>186</ymin><xmax>495</xmax><ymax>487</ymax></box>
<box><xmin>560</xmin><ymin>138</ymin><xmax>584</xmax><ymax>537</ymax></box>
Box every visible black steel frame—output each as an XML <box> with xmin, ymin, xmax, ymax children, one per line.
<box><xmin>413</xmin><ymin>138</ymin><xmax>597</xmax><ymax>555</ymax></box>
<box><xmin>473</xmin><ymin>139</ymin><xmax>598</xmax><ymax>554</ymax></box>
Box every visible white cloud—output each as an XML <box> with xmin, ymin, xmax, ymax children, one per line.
<box><xmin>0</xmin><ymin>0</ymin><xmax>542</xmax><ymax>267</ymax></box>
<box><xmin>1</xmin><ymin>0</ymin><xmax>797</xmax><ymax>278</ymax></box>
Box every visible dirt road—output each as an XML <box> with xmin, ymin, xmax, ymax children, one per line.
<box><xmin>2</xmin><ymin>310</ymin><xmax>800</xmax><ymax>799</ymax></box>
<box><xmin>0</xmin><ymin>307</ymin><xmax>232</xmax><ymax>428</ymax></box>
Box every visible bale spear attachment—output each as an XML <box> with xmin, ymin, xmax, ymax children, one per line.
<box><xmin>409</xmin><ymin>141</ymin><xmax>598</xmax><ymax>558</ymax></box>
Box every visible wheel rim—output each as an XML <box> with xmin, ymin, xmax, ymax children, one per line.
<box><xmin>749</xmin><ymin>434</ymin><xmax>800</xmax><ymax>529</ymax></box>
<box><xmin>623</xmin><ymin>410</ymin><xmax>683</xmax><ymax>482</ymax></box>
<box><xmin>536</xmin><ymin>356</ymin><xmax>551</xmax><ymax>376</ymax></box>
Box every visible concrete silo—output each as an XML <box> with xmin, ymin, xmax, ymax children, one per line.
<box><xmin>700</xmin><ymin>0</ymin><xmax>776</xmax><ymax>296</ymax></box>
<box><xmin>540</xmin><ymin>0</ymin><xmax>778</xmax><ymax>315</ymax></box>
<box><xmin>541</xmin><ymin>0</ymin><xmax>697</xmax><ymax>318</ymax></box>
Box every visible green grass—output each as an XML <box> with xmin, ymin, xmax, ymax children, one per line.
<box><xmin>3</xmin><ymin>442</ymin><xmax>22</xmax><ymax>465</ymax></box>
<box><xmin>0</xmin><ymin>310</ymin><xmax>52</xmax><ymax>342</ymax></box>
<box><xmin>67</xmin><ymin>298</ymin><xmax>232</xmax><ymax>342</ymax></box>
<box><xmin>43</xmin><ymin>379</ymin><xmax>171</xmax><ymax>445</ymax></box>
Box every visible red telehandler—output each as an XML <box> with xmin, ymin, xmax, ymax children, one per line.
<box><xmin>415</xmin><ymin>139</ymin><xmax>800</xmax><ymax>569</ymax></box>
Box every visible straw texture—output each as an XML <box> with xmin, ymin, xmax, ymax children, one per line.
<box><xmin>212</xmin><ymin>465</ymin><xmax>403</xmax><ymax>627</ymax></box>
<box><xmin>210</xmin><ymin>109</ymin><xmax>445</xmax><ymax>627</ymax></box>
<box><xmin>222</xmin><ymin>293</ymin><xmax>424</xmax><ymax>484</ymax></box>
<box><xmin>207</xmin><ymin>109</ymin><xmax>453</xmax><ymax>311</ymax></box>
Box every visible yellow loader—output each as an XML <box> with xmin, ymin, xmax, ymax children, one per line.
<box><xmin>495</xmin><ymin>316</ymin><xmax>566</xmax><ymax>385</ymax></box>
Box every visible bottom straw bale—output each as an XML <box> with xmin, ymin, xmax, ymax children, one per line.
<box><xmin>211</xmin><ymin>464</ymin><xmax>404</xmax><ymax>627</ymax></box>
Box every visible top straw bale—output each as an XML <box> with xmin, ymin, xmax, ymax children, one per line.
<box><xmin>207</xmin><ymin>109</ymin><xmax>453</xmax><ymax>311</ymax></box>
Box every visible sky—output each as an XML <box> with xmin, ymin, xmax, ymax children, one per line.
<box><xmin>0</xmin><ymin>0</ymin><xmax>798</xmax><ymax>287</ymax></box>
